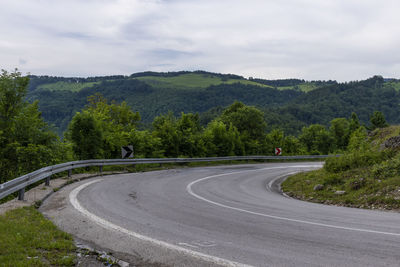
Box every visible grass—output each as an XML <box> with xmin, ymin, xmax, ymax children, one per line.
<box><xmin>282</xmin><ymin>168</ymin><xmax>400</xmax><ymax>209</ymax></box>
<box><xmin>34</xmin><ymin>73</ymin><xmax>331</xmax><ymax>93</ymax></box>
<box><xmin>33</xmin><ymin>72</ymin><xmax>345</xmax><ymax>94</ymax></box>
<box><xmin>36</xmin><ymin>81</ymin><xmax>101</xmax><ymax>92</ymax></box>
<box><xmin>135</xmin><ymin>73</ymin><xmax>271</xmax><ymax>90</ymax></box>
<box><xmin>368</xmin><ymin>125</ymin><xmax>400</xmax><ymax>149</ymax></box>
<box><xmin>282</xmin><ymin>126</ymin><xmax>400</xmax><ymax>210</ymax></box>
<box><xmin>384</xmin><ymin>80</ymin><xmax>400</xmax><ymax>91</ymax></box>
<box><xmin>297</xmin><ymin>83</ymin><xmax>320</xmax><ymax>92</ymax></box>
<box><xmin>0</xmin><ymin>206</ymin><xmax>76</xmax><ymax>266</ymax></box>
<box><xmin>276</xmin><ymin>83</ymin><xmax>321</xmax><ymax>92</ymax></box>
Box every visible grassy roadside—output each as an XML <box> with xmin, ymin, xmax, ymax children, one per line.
<box><xmin>281</xmin><ymin>168</ymin><xmax>400</xmax><ymax>210</ymax></box>
<box><xmin>0</xmin><ymin>206</ymin><xmax>76</xmax><ymax>266</ymax></box>
<box><xmin>282</xmin><ymin>126</ymin><xmax>400</xmax><ymax>211</ymax></box>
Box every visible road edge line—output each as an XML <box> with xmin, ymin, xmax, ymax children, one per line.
<box><xmin>187</xmin><ymin>166</ymin><xmax>400</xmax><ymax>237</ymax></box>
<box><xmin>69</xmin><ymin>179</ymin><xmax>252</xmax><ymax>267</ymax></box>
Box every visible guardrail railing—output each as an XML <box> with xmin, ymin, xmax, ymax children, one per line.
<box><xmin>0</xmin><ymin>155</ymin><xmax>332</xmax><ymax>201</ymax></box>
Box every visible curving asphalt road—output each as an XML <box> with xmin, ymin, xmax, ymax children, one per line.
<box><xmin>42</xmin><ymin>163</ymin><xmax>400</xmax><ymax>266</ymax></box>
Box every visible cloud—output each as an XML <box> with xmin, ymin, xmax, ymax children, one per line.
<box><xmin>0</xmin><ymin>0</ymin><xmax>399</xmax><ymax>81</ymax></box>
<box><xmin>18</xmin><ymin>58</ymin><xmax>27</xmax><ymax>65</ymax></box>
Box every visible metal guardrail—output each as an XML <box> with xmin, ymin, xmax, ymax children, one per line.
<box><xmin>0</xmin><ymin>155</ymin><xmax>333</xmax><ymax>201</ymax></box>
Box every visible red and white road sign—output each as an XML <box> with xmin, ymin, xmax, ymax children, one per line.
<box><xmin>275</xmin><ymin>147</ymin><xmax>282</xmax><ymax>156</ymax></box>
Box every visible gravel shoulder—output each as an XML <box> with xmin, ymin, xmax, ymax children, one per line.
<box><xmin>0</xmin><ymin>173</ymin><xmax>106</xmax><ymax>215</ymax></box>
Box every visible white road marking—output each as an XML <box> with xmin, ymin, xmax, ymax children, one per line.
<box><xmin>178</xmin><ymin>242</ymin><xmax>199</xmax><ymax>248</ymax></box>
<box><xmin>70</xmin><ymin>179</ymin><xmax>252</xmax><ymax>267</ymax></box>
<box><xmin>186</xmin><ymin>165</ymin><xmax>400</xmax><ymax>237</ymax></box>
<box><xmin>179</xmin><ymin>241</ymin><xmax>217</xmax><ymax>248</ymax></box>
<box><xmin>193</xmin><ymin>241</ymin><xmax>217</xmax><ymax>247</ymax></box>
<box><xmin>193</xmin><ymin>241</ymin><xmax>217</xmax><ymax>248</ymax></box>
<box><xmin>266</xmin><ymin>171</ymin><xmax>299</xmax><ymax>192</ymax></box>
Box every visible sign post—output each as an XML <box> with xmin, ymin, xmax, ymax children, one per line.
<box><xmin>121</xmin><ymin>145</ymin><xmax>134</xmax><ymax>159</ymax></box>
<box><xmin>275</xmin><ymin>147</ymin><xmax>282</xmax><ymax>156</ymax></box>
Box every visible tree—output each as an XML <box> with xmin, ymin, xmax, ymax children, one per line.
<box><xmin>12</xmin><ymin>101</ymin><xmax>69</xmax><ymax>173</ymax></box>
<box><xmin>0</xmin><ymin>70</ymin><xmax>66</xmax><ymax>182</ymax></box>
<box><xmin>128</xmin><ymin>129</ymin><xmax>164</xmax><ymax>158</ymax></box>
<box><xmin>0</xmin><ymin>69</ymin><xmax>29</xmax><ymax>134</ymax></box>
<box><xmin>68</xmin><ymin>93</ymin><xmax>141</xmax><ymax>159</ymax></box>
<box><xmin>87</xmin><ymin>93</ymin><xmax>140</xmax><ymax>131</ymax></box>
<box><xmin>176</xmin><ymin>113</ymin><xmax>204</xmax><ymax>157</ymax></box>
<box><xmin>263</xmin><ymin>129</ymin><xmax>284</xmax><ymax>154</ymax></box>
<box><xmin>202</xmin><ymin>120</ymin><xmax>243</xmax><ymax>156</ymax></box>
<box><xmin>153</xmin><ymin>112</ymin><xmax>205</xmax><ymax>157</ymax></box>
<box><xmin>330</xmin><ymin>118</ymin><xmax>350</xmax><ymax>150</ymax></box>
<box><xmin>347</xmin><ymin>126</ymin><xmax>368</xmax><ymax>152</ymax></box>
<box><xmin>283</xmin><ymin>135</ymin><xmax>306</xmax><ymax>155</ymax></box>
<box><xmin>220</xmin><ymin>101</ymin><xmax>266</xmax><ymax>141</ymax></box>
<box><xmin>68</xmin><ymin>112</ymin><xmax>103</xmax><ymax>160</ymax></box>
<box><xmin>349</xmin><ymin>112</ymin><xmax>360</xmax><ymax>133</ymax></box>
<box><xmin>299</xmin><ymin>124</ymin><xmax>334</xmax><ymax>154</ymax></box>
<box><xmin>219</xmin><ymin>101</ymin><xmax>266</xmax><ymax>154</ymax></box>
<box><xmin>369</xmin><ymin>111</ymin><xmax>388</xmax><ymax>130</ymax></box>
<box><xmin>152</xmin><ymin>112</ymin><xmax>181</xmax><ymax>157</ymax></box>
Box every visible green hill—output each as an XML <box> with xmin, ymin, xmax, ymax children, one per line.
<box><xmin>36</xmin><ymin>81</ymin><xmax>101</xmax><ymax>92</ymax></box>
<box><xmin>135</xmin><ymin>73</ymin><xmax>271</xmax><ymax>89</ymax></box>
<box><xmin>26</xmin><ymin>71</ymin><xmax>400</xmax><ymax>136</ymax></box>
<box><xmin>28</xmin><ymin>71</ymin><xmax>328</xmax><ymax>93</ymax></box>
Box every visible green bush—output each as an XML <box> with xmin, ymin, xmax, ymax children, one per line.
<box><xmin>371</xmin><ymin>155</ymin><xmax>400</xmax><ymax>179</ymax></box>
<box><xmin>324</xmin><ymin>150</ymin><xmax>390</xmax><ymax>173</ymax></box>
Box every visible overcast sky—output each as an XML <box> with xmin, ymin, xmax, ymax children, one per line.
<box><xmin>1</xmin><ymin>0</ymin><xmax>399</xmax><ymax>81</ymax></box>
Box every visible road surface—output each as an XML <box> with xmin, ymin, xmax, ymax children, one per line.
<box><xmin>41</xmin><ymin>163</ymin><xmax>400</xmax><ymax>266</ymax></box>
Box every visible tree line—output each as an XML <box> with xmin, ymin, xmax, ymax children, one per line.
<box><xmin>0</xmin><ymin>70</ymin><xmax>389</xmax><ymax>183</ymax></box>
<box><xmin>27</xmin><ymin>73</ymin><xmax>400</xmax><ymax>137</ymax></box>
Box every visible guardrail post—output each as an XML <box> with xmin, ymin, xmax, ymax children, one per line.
<box><xmin>45</xmin><ymin>176</ymin><xmax>50</xmax><ymax>186</ymax></box>
<box><xmin>18</xmin><ymin>188</ymin><xmax>25</xmax><ymax>201</ymax></box>
<box><xmin>99</xmin><ymin>165</ymin><xmax>103</xmax><ymax>175</ymax></box>
<box><xmin>68</xmin><ymin>169</ymin><xmax>72</xmax><ymax>178</ymax></box>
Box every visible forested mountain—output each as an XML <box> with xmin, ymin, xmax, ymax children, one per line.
<box><xmin>26</xmin><ymin>71</ymin><xmax>400</xmax><ymax>135</ymax></box>
<box><xmin>2</xmin><ymin>70</ymin><xmax>398</xmax><ymax>184</ymax></box>
<box><xmin>263</xmin><ymin>76</ymin><xmax>400</xmax><ymax>134</ymax></box>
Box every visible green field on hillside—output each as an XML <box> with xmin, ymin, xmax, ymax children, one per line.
<box><xmin>276</xmin><ymin>83</ymin><xmax>320</xmax><ymax>92</ymax></box>
<box><xmin>384</xmin><ymin>80</ymin><xmax>400</xmax><ymax>91</ymax></box>
<box><xmin>34</xmin><ymin>73</ymin><xmax>272</xmax><ymax>92</ymax></box>
<box><xmin>32</xmin><ymin>72</ymin><xmax>398</xmax><ymax>95</ymax></box>
<box><xmin>135</xmin><ymin>73</ymin><xmax>271</xmax><ymax>90</ymax></box>
<box><xmin>37</xmin><ymin>81</ymin><xmax>101</xmax><ymax>92</ymax></box>
<box><xmin>32</xmin><ymin>72</ymin><xmax>328</xmax><ymax>93</ymax></box>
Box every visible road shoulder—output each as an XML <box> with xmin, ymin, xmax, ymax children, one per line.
<box><xmin>40</xmin><ymin>176</ymin><xmax>224</xmax><ymax>267</ymax></box>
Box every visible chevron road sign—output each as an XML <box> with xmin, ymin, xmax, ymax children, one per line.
<box><xmin>275</xmin><ymin>147</ymin><xmax>282</xmax><ymax>156</ymax></box>
<box><xmin>121</xmin><ymin>145</ymin><xmax>134</xmax><ymax>158</ymax></box>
